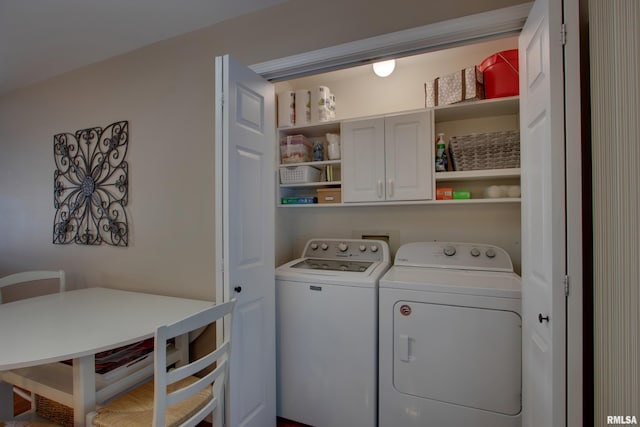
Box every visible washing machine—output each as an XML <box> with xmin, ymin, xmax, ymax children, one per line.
<box><xmin>378</xmin><ymin>242</ymin><xmax>522</xmax><ymax>427</ymax></box>
<box><xmin>276</xmin><ymin>238</ymin><xmax>390</xmax><ymax>427</ymax></box>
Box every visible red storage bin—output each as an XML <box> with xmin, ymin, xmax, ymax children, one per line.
<box><xmin>478</xmin><ymin>49</ymin><xmax>519</xmax><ymax>98</ymax></box>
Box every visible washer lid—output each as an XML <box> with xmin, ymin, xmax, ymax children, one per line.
<box><xmin>380</xmin><ymin>266</ymin><xmax>521</xmax><ymax>299</ymax></box>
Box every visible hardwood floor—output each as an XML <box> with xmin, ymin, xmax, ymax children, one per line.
<box><xmin>277</xmin><ymin>417</ymin><xmax>312</xmax><ymax>427</ymax></box>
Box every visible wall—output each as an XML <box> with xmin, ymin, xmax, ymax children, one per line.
<box><xmin>0</xmin><ymin>0</ymin><xmax>528</xmax><ymax>301</ymax></box>
<box><xmin>277</xmin><ymin>37</ymin><xmax>518</xmax><ymax>120</ymax></box>
<box><xmin>590</xmin><ymin>0</ymin><xmax>640</xmax><ymax>423</ymax></box>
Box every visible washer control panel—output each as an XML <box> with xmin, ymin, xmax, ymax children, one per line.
<box><xmin>303</xmin><ymin>239</ymin><xmax>388</xmax><ymax>262</ymax></box>
<box><xmin>394</xmin><ymin>242</ymin><xmax>513</xmax><ymax>272</ymax></box>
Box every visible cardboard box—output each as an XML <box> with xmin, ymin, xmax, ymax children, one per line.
<box><xmin>317</xmin><ymin>188</ymin><xmax>342</xmax><ymax>204</ymax></box>
<box><xmin>436</xmin><ymin>187</ymin><xmax>453</xmax><ymax>200</ymax></box>
<box><xmin>425</xmin><ymin>66</ymin><xmax>484</xmax><ymax>107</ymax></box>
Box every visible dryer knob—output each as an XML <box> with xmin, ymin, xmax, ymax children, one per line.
<box><xmin>310</xmin><ymin>243</ymin><xmax>319</xmax><ymax>250</ymax></box>
<box><xmin>485</xmin><ymin>248</ymin><xmax>497</xmax><ymax>258</ymax></box>
<box><xmin>370</xmin><ymin>245</ymin><xmax>379</xmax><ymax>252</ymax></box>
<box><xmin>338</xmin><ymin>242</ymin><xmax>349</xmax><ymax>252</ymax></box>
<box><xmin>470</xmin><ymin>248</ymin><xmax>481</xmax><ymax>257</ymax></box>
<box><xmin>359</xmin><ymin>245</ymin><xmax>367</xmax><ymax>252</ymax></box>
<box><xmin>443</xmin><ymin>246</ymin><xmax>456</xmax><ymax>256</ymax></box>
<box><xmin>321</xmin><ymin>243</ymin><xmax>329</xmax><ymax>251</ymax></box>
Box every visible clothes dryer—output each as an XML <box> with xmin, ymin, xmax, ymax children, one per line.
<box><xmin>379</xmin><ymin>242</ymin><xmax>522</xmax><ymax>427</ymax></box>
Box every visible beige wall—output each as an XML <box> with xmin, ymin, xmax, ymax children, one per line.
<box><xmin>0</xmin><ymin>0</ymin><xmax>528</xmax><ymax>300</ymax></box>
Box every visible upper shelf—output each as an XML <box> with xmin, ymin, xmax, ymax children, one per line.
<box><xmin>278</xmin><ymin>120</ymin><xmax>341</xmax><ymax>137</ymax></box>
<box><xmin>434</xmin><ymin>96</ymin><xmax>519</xmax><ymax>122</ymax></box>
<box><xmin>435</xmin><ymin>168</ymin><xmax>521</xmax><ymax>181</ymax></box>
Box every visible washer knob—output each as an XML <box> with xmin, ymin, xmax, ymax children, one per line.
<box><xmin>338</xmin><ymin>242</ymin><xmax>349</xmax><ymax>252</ymax></box>
<box><xmin>470</xmin><ymin>248</ymin><xmax>481</xmax><ymax>257</ymax></box>
<box><xmin>443</xmin><ymin>246</ymin><xmax>456</xmax><ymax>256</ymax></box>
<box><xmin>359</xmin><ymin>245</ymin><xmax>367</xmax><ymax>252</ymax></box>
<box><xmin>485</xmin><ymin>248</ymin><xmax>496</xmax><ymax>258</ymax></box>
<box><xmin>370</xmin><ymin>245</ymin><xmax>379</xmax><ymax>252</ymax></box>
<box><xmin>310</xmin><ymin>243</ymin><xmax>319</xmax><ymax>250</ymax></box>
<box><xmin>321</xmin><ymin>243</ymin><xmax>329</xmax><ymax>251</ymax></box>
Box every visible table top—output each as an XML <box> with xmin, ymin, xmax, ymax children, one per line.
<box><xmin>0</xmin><ymin>287</ymin><xmax>214</xmax><ymax>370</ymax></box>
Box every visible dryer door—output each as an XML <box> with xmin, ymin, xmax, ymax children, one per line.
<box><xmin>393</xmin><ymin>301</ymin><xmax>522</xmax><ymax>415</ymax></box>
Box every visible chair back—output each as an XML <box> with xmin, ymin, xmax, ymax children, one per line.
<box><xmin>0</xmin><ymin>270</ymin><xmax>65</xmax><ymax>304</ymax></box>
<box><xmin>153</xmin><ymin>299</ymin><xmax>235</xmax><ymax>427</ymax></box>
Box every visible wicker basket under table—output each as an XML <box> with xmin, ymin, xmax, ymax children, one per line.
<box><xmin>448</xmin><ymin>130</ymin><xmax>520</xmax><ymax>171</ymax></box>
<box><xmin>35</xmin><ymin>395</ymin><xmax>73</xmax><ymax>427</ymax></box>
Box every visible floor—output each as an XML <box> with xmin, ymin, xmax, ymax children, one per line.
<box><xmin>277</xmin><ymin>418</ymin><xmax>311</xmax><ymax>427</ymax></box>
<box><xmin>15</xmin><ymin>392</ymin><xmax>307</xmax><ymax>426</ymax></box>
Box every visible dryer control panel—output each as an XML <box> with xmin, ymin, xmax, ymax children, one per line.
<box><xmin>302</xmin><ymin>238</ymin><xmax>389</xmax><ymax>263</ymax></box>
<box><xmin>394</xmin><ymin>242</ymin><xmax>513</xmax><ymax>272</ymax></box>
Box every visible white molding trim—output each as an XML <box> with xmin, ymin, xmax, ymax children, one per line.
<box><xmin>251</xmin><ymin>2</ymin><xmax>532</xmax><ymax>80</ymax></box>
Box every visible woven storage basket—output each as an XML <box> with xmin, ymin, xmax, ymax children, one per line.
<box><xmin>35</xmin><ymin>395</ymin><xmax>73</xmax><ymax>427</ymax></box>
<box><xmin>448</xmin><ymin>130</ymin><xmax>520</xmax><ymax>171</ymax></box>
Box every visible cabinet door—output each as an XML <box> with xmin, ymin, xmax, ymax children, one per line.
<box><xmin>385</xmin><ymin>111</ymin><xmax>433</xmax><ymax>201</ymax></box>
<box><xmin>342</xmin><ymin>117</ymin><xmax>386</xmax><ymax>202</ymax></box>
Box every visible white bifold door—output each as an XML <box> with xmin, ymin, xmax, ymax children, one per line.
<box><xmin>215</xmin><ymin>55</ymin><xmax>276</xmax><ymax>427</ymax></box>
<box><xmin>519</xmin><ymin>0</ymin><xmax>567</xmax><ymax>425</ymax></box>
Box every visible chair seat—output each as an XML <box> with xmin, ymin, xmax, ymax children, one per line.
<box><xmin>92</xmin><ymin>376</ymin><xmax>212</xmax><ymax>427</ymax></box>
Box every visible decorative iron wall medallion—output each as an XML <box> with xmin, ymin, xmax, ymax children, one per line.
<box><xmin>53</xmin><ymin>121</ymin><xmax>129</xmax><ymax>246</ymax></box>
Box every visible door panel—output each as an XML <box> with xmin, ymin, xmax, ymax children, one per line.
<box><xmin>519</xmin><ymin>0</ymin><xmax>566</xmax><ymax>424</ymax></box>
<box><xmin>393</xmin><ymin>301</ymin><xmax>522</xmax><ymax>415</ymax></box>
<box><xmin>215</xmin><ymin>55</ymin><xmax>276</xmax><ymax>427</ymax></box>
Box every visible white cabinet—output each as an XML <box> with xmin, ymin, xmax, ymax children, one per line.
<box><xmin>342</xmin><ymin>110</ymin><xmax>433</xmax><ymax>203</ymax></box>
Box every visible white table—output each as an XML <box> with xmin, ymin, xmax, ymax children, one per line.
<box><xmin>0</xmin><ymin>287</ymin><xmax>214</xmax><ymax>426</ymax></box>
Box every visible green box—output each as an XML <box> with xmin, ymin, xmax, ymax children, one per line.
<box><xmin>453</xmin><ymin>190</ymin><xmax>471</xmax><ymax>200</ymax></box>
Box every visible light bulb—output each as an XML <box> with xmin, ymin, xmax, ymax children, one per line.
<box><xmin>372</xmin><ymin>59</ymin><xmax>396</xmax><ymax>77</ymax></box>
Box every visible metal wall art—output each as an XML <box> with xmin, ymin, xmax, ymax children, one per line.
<box><xmin>53</xmin><ymin>121</ymin><xmax>129</xmax><ymax>246</ymax></box>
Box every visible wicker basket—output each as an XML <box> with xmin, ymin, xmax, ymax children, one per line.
<box><xmin>448</xmin><ymin>130</ymin><xmax>520</xmax><ymax>171</ymax></box>
<box><xmin>35</xmin><ymin>395</ymin><xmax>73</xmax><ymax>427</ymax></box>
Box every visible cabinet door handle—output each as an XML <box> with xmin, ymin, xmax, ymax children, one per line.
<box><xmin>377</xmin><ymin>180</ymin><xmax>383</xmax><ymax>198</ymax></box>
<box><xmin>388</xmin><ymin>179</ymin><xmax>394</xmax><ymax>197</ymax></box>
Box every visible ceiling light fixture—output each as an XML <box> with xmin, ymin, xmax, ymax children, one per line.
<box><xmin>372</xmin><ymin>59</ymin><xmax>396</xmax><ymax>77</ymax></box>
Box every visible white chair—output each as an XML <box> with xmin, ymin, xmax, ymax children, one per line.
<box><xmin>87</xmin><ymin>299</ymin><xmax>235</xmax><ymax>427</ymax></box>
<box><xmin>0</xmin><ymin>270</ymin><xmax>66</xmax><ymax>415</ymax></box>
<box><xmin>0</xmin><ymin>270</ymin><xmax>65</xmax><ymax>305</ymax></box>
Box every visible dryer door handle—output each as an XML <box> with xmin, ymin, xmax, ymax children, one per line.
<box><xmin>398</xmin><ymin>334</ymin><xmax>410</xmax><ymax>362</ymax></box>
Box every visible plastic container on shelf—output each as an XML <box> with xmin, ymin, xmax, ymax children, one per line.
<box><xmin>280</xmin><ymin>134</ymin><xmax>312</xmax><ymax>164</ymax></box>
<box><xmin>280</xmin><ymin>165</ymin><xmax>322</xmax><ymax>184</ymax></box>
<box><xmin>326</xmin><ymin>133</ymin><xmax>341</xmax><ymax>160</ymax></box>
<box><xmin>478</xmin><ymin>49</ymin><xmax>519</xmax><ymax>99</ymax></box>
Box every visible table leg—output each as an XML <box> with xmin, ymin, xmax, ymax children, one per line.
<box><xmin>73</xmin><ymin>355</ymin><xmax>95</xmax><ymax>427</ymax></box>
<box><xmin>0</xmin><ymin>377</ymin><xmax>14</xmax><ymax>419</ymax></box>
<box><xmin>175</xmin><ymin>334</ymin><xmax>190</xmax><ymax>367</ymax></box>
